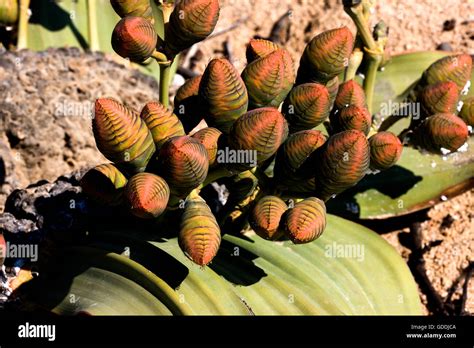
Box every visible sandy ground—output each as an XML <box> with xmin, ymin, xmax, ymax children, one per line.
<box><xmin>186</xmin><ymin>0</ymin><xmax>474</xmax><ymax>74</ymax></box>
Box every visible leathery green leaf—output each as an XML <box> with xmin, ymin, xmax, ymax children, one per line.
<box><xmin>18</xmin><ymin>215</ymin><xmax>422</xmax><ymax>315</ymax></box>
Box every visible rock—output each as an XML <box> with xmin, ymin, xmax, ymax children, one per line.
<box><xmin>0</xmin><ymin>48</ymin><xmax>161</xmax><ymax>212</ymax></box>
<box><xmin>1</xmin><ymin>171</ymin><xmax>87</xmax><ymax>245</ymax></box>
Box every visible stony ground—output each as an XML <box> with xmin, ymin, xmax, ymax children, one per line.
<box><xmin>187</xmin><ymin>0</ymin><xmax>474</xmax><ymax>74</ymax></box>
<box><xmin>0</xmin><ymin>48</ymin><xmax>160</xmax><ymax>211</ymax></box>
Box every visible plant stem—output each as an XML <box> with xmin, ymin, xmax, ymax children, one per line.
<box><xmin>159</xmin><ymin>62</ymin><xmax>172</xmax><ymax>107</ymax></box>
<box><xmin>160</xmin><ymin>2</ymin><xmax>174</xmax><ymax>24</ymax></box>
<box><xmin>17</xmin><ymin>0</ymin><xmax>30</xmax><ymax>49</ymax></box>
<box><xmin>344</xmin><ymin>48</ymin><xmax>364</xmax><ymax>82</ymax></box>
<box><xmin>344</xmin><ymin>0</ymin><xmax>383</xmax><ymax>114</ymax></box>
<box><xmin>363</xmin><ymin>52</ymin><xmax>382</xmax><ymax>114</ymax></box>
<box><xmin>344</xmin><ymin>2</ymin><xmax>377</xmax><ymax>52</ymax></box>
<box><xmin>87</xmin><ymin>0</ymin><xmax>100</xmax><ymax>51</ymax></box>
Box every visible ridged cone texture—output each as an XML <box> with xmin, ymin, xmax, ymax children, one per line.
<box><xmin>112</xmin><ymin>16</ymin><xmax>157</xmax><ymax>63</ymax></box>
<box><xmin>459</xmin><ymin>97</ymin><xmax>474</xmax><ymax>127</ymax></box>
<box><xmin>420</xmin><ymin>81</ymin><xmax>460</xmax><ymax>116</ymax></box>
<box><xmin>110</xmin><ymin>0</ymin><xmax>153</xmax><ymax>21</ymax></box>
<box><xmin>165</xmin><ymin>0</ymin><xmax>220</xmax><ymax>57</ymax></box>
<box><xmin>93</xmin><ymin>98</ymin><xmax>156</xmax><ymax>174</ymax></box>
<box><xmin>413</xmin><ymin>113</ymin><xmax>469</xmax><ymax>153</ymax></box>
<box><xmin>282</xmin><ymin>83</ymin><xmax>331</xmax><ymax>132</ymax></box>
<box><xmin>326</xmin><ymin>76</ymin><xmax>340</xmax><ymax>107</ymax></box>
<box><xmin>199</xmin><ymin>58</ymin><xmax>249</xmax><ymax>134</ymax></box>
<box><xmin>315</xmin><ymin>130</ymin><xmax>370</xmax><ymax>201</ymax></box>
<box><xmin>124</xmin><ymin>172</ymin><xmax>170</xmax><ymax>218</ymax></box>
<box><xmin>246</xmin><ymin>39</ymin><xmax>280</xmax><ymax>63</ymax></box>
<box><xmin>368</xmin><ymin>132</ymin><xmax>403</xmax><ymax>171</ymax></box>
<box><xmin>296</xmin><ymin>27</ymin><xmax>354</xmax><ymax>84</ymax></box>
<box><xmin>140</xmin><ymin>101</ymin><xmax>185</xmax><ymax>149</ymax></box>
<box><xmin>422</xmin><ymin>54</ymin><xmax>472</xmax><ymax>91</ymax></box>
<box><xmin>175</xmin><ymin>75</ymin><xmax>202</xmax><ymax>104</ymax></box>
<box><xmin>191</xmin><ymin>127</ymin><xmax>223</xmax><ymax>167</ymax></box>
<box><xmin>334</xmin><ymin>79</ymin><xmax>366</xmax><ymax>109</ymax></box>
<box><xmin>156</xmin><ymin>136</ymin><xmax>209</xmax><ymax>198</ymax></box>
<box><xmin>174</xmin><ymin>75</ymin><xmax>204</xmax><ymax>133</ymax></box>
<box><xmin>249</xmin><ymin>196</ymin><xmax>287</xmax><ymax>240</ymax></box>
<box><xmin>242</xmin><ymin>47</ymin><xmax>295</xmax><ymax>109</ymax></box>
<box><xmin>80</xmin><ymin>163</ymin><xmax>128</xmax><ymax>206</ymax></box>
<box><xmin>179</xmin><ymin>195</ymin><xmax>221</xmax><ymax>266</ymax></box>
<box><xmin>229</xmin><ymin>107</ymin><xmax>288</xmax><ymax>168</ymax></box>
<box><xmin>330</xmin><ymin>105</ymin><xmax>372</xmax><ymax>135</ymax></box>
<box><xmin>281</xmin><ymin>197</ymin><xmax>326</xmax><ymax>244</ymax></box>
<box><xmin>274</xmin><ymin>130</ymin><xmax>327</xmax><ymax>193</ymax></box>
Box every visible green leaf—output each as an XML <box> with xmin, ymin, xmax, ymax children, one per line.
<box><xmin>18</xmin><ymin>215</ymin><xmax>422</xmax><ymax>315</ymax></box>
<box><xmin>27</xmin><ymin>0</ymin><xmax>119</xmax><ymax>52</ymax></box>
<box><xmin>327</xmin><ymin>52</ymin><xmax>474</xmax><ymax>219</ymax></box>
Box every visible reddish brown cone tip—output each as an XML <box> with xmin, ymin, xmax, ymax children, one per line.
<box><xmin>156</xmin><ymin>136</ymin><xmax>209</xmax><ymax>198</ymax></box>
<box><xmin>249</xmin><ymin>196</ymin><xmax>287</xmax><ymax>240</ymax></box>
<box><xmin>229</xmin><ymin>107</ymin><xmax>288</xmax><ymax>167</ymax></box>
<box><xmin>112</xmin><ymin>16</ymin><xmax>157</xmax><ymax>63</ymax></box>
<box><xmin>423</xmin><ymin>54</ymin><xmax>472</xmax><ymax>90</ymax></box>
<box><xmin>297</xmin><ymin>26</ymin><xmax>354</xmax><ymax>84</ymax></box>
<box><xmin>334</xmin><ymin>79</ymin><xmax>366</xmax><ymax>109</ymax></box>
<box><xmin>191</xmin><ymin>127</ymin><xmax>223</xmax><ymax>167</ymax></box>
<box><xmin>282</xmin><ymin>83</ymin><xmax>331</xmax><ymax>132</ymax></box>
<box><xmin>246</xmin><ymin>39</ymin><xmax>280</xmax><ymax>63</ymax></box>
<box><xmin>242</xmin><ymin>47</ymin><xmax>295</xmax><ymax>109</ymax></box>
<box><xmin>165</xmin><ymin>0</ymin><xmax>220</xmax><ymax>57</ymax></box>
<box><xmin>93</xmin><ymin>98</ymin><xmax>155</xmax><ymax>174</ymax></box>
<box><xmin>315</xmin><ymin>130</ymin><xmax>370</xmax><ymax>201</ymax></box>
<box><xmin>124</xmin><ymin>173</ymin><xmax>170</xmax><ymax>219</ymax></box>
<box><xmin>179</xmin><ymin>196</ymin><xmax>221</xmax><ymax>266</ymax></box>
<box><xmin>80</xmin><ymin>163</ymin><xmax>128</xmax><ymax>206</ymax></box>
<box><xmin>414</xmin><ymin>113</ymin><xmax>469</xmax><ymax>153</ymax></box>
<box><xmin>368</xmin><ymin>132</ymin><xmax>403</xmax><ymax>171</ymax></box>
<box><xmin>420</xmin><ymin>81</ymin><xmax>460</xmax><ymax>115</ymax></box>
<box><xmin>281</xmin><ymin>197</ymin><xmax>326</xmax><ymax>244</ymax></box>
<box><xmin>200</xmin><ymin>58</ymin><xmax>249</xmax><ymax>134</ymax></box>
<box><xmin>175</xmin><ymin>75</ymin><xmax>203</xmax><ymax>104</ymax></box>
<box><xmin>331</xmin><ymin>105</ymin><xmax>372</xmax><ymax>135</ymax></box>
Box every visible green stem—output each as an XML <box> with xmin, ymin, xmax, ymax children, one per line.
<box><xmin>363</xmin><ymin>53</ymin><xmax>382</xmax><ymax>114</ymax></box>
<box><xmin>17</xmin><ymin>0</ymin><xmax>30</xmax><ymax>49</ymax></box>
<box><xmin>344</xmin><ymin>0</ymin><xmax>383</xmax><ymax>114</ymax></box>
<box><xmin>160</xmin><ymin>2</ymin><xmax>174</xmax><ymax>24</ymax></box>
<box><xmin>159</xmin><ymin>63</ymin><xmax>172</xmax><ymax>108</ymax></box>
<box><xmin>344</xmin><ymin>48</ymin><xmax>364</xmax><ymax>82</ymax></box>
<box><xmin>344</xmin><ymin>3</ymin><xmax>377</xmax><ymax>52</ymax></box>
<box><xmin>87</xmin><ymin>0</ymin><xmax>100</xmax><ymax>51</ymax></box>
